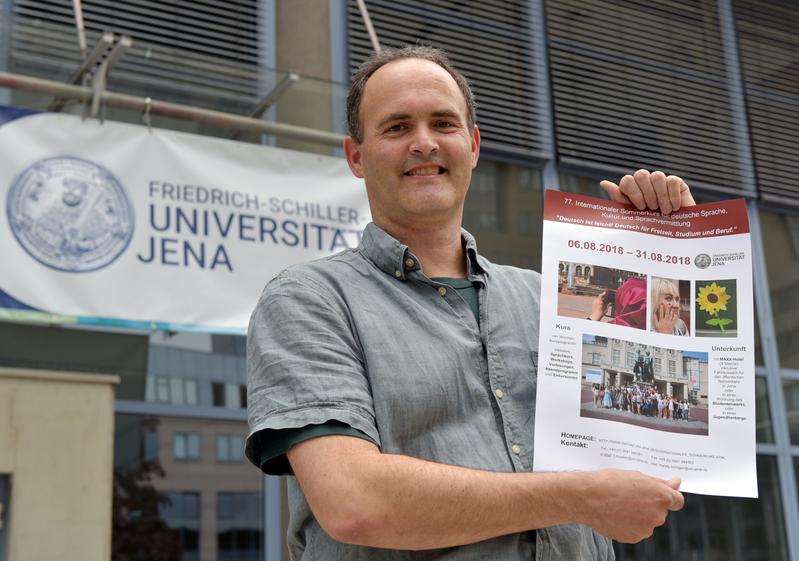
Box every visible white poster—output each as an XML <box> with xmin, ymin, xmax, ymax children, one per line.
<box><xmin>533</xmin><ymin>190</ymin><xmax>757</xmax><ymax>498</ymax></box>
<box><xmin>0</xmin><ymin>111</ymin><xmax>369</xmax><ymax>332</ymax></box>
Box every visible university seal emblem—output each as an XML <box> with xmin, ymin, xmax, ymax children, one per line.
<box><xmin>6</xmin><ymin>156</ymin><xmax>134</xmax><ymax>272</ymax></box>
<box><xmin>694</xmin><ymin>253</ymin><xmax>712</xmax><ymax>269</ymax></box>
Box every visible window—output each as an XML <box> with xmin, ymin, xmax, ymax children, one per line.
<box><xmin>615</xmin><ymin>456</ymin><xmax>787</xmax><ymax>560</ymax></box>
<box><xmin>626</xmin><ymin>352</ymin><xmax>635</xmax><ymax>367</ymax></box>
<box><xmin>160</xmin><ymin>492</ymin><xmax>201</xmax><ymax>561</ymax></box>
<box><xmin>156</xmin><ymin>376</ymin><xmax>169</xmax><ymax>402</ymax></box>
<box><xmin>518</xmin><ymin>211</ymin><xmax>537</xmax><ymax>235</ymax></box>
<box><xmin>213</xmin><ymin>382</ymin><xmax>247</xmax><ymax>408</ymax></box>
<box><xmin>148</xmin><ymin>376</ymin><xmax>199</xmax><ymax>406</ymax></box>
<box><xmin>761</xmin><ymin>210</ymin><xmax>799</xmax><ymax>368</ymax></box>
<box><xmin>185</xmin><ymin>380</ymin><xmax>198</xmax><ymax>405</ymax></box>
<box><xmin>212</xmin><ymin>382</ymin><xmax>225</xmax><ymax>407</ymax></box>
<box><xmin>174</xmin><ymin>433</ymin><xmax>200</xmax><ymax>461</ymax></box>
<box><xmin>218</xmin><ymin>492</ymin><xmax>262</xmax><ymax>561</ymax></box>
<box><xmin>143</xmin><ymin>429</ymin><xmax>159</xmax><ymax>461</ymax></box>
<box><xmin>216</xmin><ymin>435</ymin><xmax>245</xmax><ymax>462</ymax></box>
<box><xmin>612</xmin><ymin>350</ymin><xmax>621</xmax><ymax>366</ymax></box>
<box><xmin>0</xmin><ymin>474</ymin><xmax>9</xmax><ymax>561</ymax></box>
<box><xmin>669</xmin><ymin>360</ymin><xmax>676</xmax><ymax>377</ymax></box>
<box><xmin>654</xmin><ymin>358</ymin><xmax>662</xmax><ymax>375</ymax></box>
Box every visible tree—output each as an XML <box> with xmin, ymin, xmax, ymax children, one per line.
<box><xmin>112</xmin><ymin>459</ymin><xmax>182</xmax><ymax>561</ymax></box>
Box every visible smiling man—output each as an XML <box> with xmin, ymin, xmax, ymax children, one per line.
<box><xmin>246</xmin><ymin>46</ymin><xmax>694</xmax><ymax>561</ymax></box>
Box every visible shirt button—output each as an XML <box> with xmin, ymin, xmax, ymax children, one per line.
<box><xmin>495</xmin><ymin>388</ymin><xmax>504</xmax><ymax>399</ymax></box>
<box><xmin>511</xmin><ymin>444</ymin><xmax>522</xmax><ymax>455</ymax></box>
<box><xmin>405</xmin><ymin>258</ymin><xmax>415</xmax><ymax>269</ymax></box>
<box><xmin>437</xmin><ymin>286</ymin><xmax>447</xmax><ymax>297</ymax></box>
<box><xmin>394</xmin><ymin>270</ymin><xmax>402</xmax><ymax>278</ymax></box>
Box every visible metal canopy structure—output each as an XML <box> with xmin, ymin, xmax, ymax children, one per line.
<box><xmin>0</xmin><ymin>70</ymin><xmax>345</xmax><ymax>147</ymax></box>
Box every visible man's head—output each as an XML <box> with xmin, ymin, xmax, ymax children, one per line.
<box><xmin>347</xmin><ymin>46</ymin><xmax>477</xmax><ymax>144</ymax></box>
<box><xmin>343</xmin><ymin>46</ymin><xmax>481</xmax><ymax>231</ymax></box>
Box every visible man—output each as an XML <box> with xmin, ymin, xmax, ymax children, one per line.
<box><xmin>246</xmin><ymin>46</ymin><xmax>695</xmax><ymax>560</ymax></box>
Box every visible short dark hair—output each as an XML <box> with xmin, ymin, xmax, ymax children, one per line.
<box><xmin>346</xmin><ymin>45</ymin><xmax>477</xmax><ymax>143</ymax></box>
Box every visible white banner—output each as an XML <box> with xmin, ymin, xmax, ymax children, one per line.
<box><xmin>0</xmin><ymin>111</ymin><xmax>370</xmax><ymax>332</ymax></box>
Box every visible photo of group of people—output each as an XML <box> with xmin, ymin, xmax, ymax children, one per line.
<box><xmin>580</xmin><ymin>335</ymin><xmax>709</xmax><ymax>435</ymax></box>
<box><xmin>591</xmin><ymin>384</ymin><xmax>692</xmax><ymax>421</ymax></box>
<box><xmin>557</xmin><ymin>262</ymin><xmax>738</xmax><ymax>337</ymax></box>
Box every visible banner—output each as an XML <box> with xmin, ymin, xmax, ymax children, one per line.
<box><xmin>0</xmin><ymin>110</ymin><xmax>370</xmax><ymax>333</ymax></box>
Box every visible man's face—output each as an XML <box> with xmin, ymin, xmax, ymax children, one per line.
<box><xmin>344</xmin><ymin>58</ymin><xmax>480</xmax><ymax>228</ymax></box>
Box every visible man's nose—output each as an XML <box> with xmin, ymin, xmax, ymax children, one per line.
<box><xmin>409</xmin><ymin>126</ymin><xmax>439</xmax><ymax>156</ymax></box>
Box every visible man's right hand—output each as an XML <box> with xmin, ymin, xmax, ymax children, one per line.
<box><xmin>569</xmin><ymin>469</ymin><xmax>684</xmax><ymax>543</ymax></box>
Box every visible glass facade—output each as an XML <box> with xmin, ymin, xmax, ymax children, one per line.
<box><xmin>462</xmin><ymin>161</ymin><xmax>543</xmax><ymax>270</ymax></box>
<box><xmin>615</xmin><ymin>456</ymin><xmax>787</xmax><ymax>561</ymax></box>
<box><xmin>0</xmin><ymin>475</ymin><xmax>8</xmax><ymax>561</ymax></box>
<box><xmin>1</xmin><ymin>1</ymin><xmax>798</xmax><ymax>560</ymax></box>
<box><xmin>113</xmin><ymin>413</ymin><xmax>263</xmax><ymax>561</ymax></box>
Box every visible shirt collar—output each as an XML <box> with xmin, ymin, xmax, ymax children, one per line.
<box><xmin>359</xmin><ymin>222</ymin><xmax>487</xmax><ymax>281</ymax></box>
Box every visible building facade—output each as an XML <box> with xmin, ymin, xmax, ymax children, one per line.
<box><xmin>582</xmin><ymin>336</ymin><xmax>710</xmax><ymax>405</ymax></box>
<box><xmin>0</xmin><ymin>1</ymin><xmax>798</xmax><ymax>560</ymax></box>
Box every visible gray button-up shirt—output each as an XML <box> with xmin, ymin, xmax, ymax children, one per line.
<box><xmin>247</xmin><ymin>223</ymin><xmax>614</xmax><ymax>561</ymax></box>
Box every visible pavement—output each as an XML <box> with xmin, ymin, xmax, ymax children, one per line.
<box><xmin>557</xmin><ymin>293</ymin><xmax>601</xmax><ymax>320</ymax></box>
<box><xmin>580</xmin><ymin>388</ymin><xmax>709</xmax><ymax>436</ymax></box>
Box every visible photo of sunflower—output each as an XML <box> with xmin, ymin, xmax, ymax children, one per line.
<box><xmin>694</xmin><ymin>280</ymin><xmax>737</xmax><ymax>337</ymax></box>
<box><xmin>696</xmin><ymin>282</ymin><xmax>731</xmax><ymax>316</ymax></box>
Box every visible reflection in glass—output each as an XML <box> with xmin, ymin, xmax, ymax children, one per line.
<box><xmin>217</xmin><ymin>435</ymin><xmax>245</xmax><ymax>463</ymax></box>
<box><xmin>782</xmin><ymin>380</ymin><xmax>799</xmax><ymax>445</ymax></box>
<box><xmin>754</xmin><ymin>303</ymin><xmax>763</xmax><ymax>367</ymax></box>
<box><xmin>463</xmin><ymin>161</ymin><xmax>543</xmax><ymax>271</ymax></box>
<box><xmin>614</xmin><ymin>455</ymin><xmax>787</xmax><ymax>561</ymax></box>
<box><xmin>755</xmin><ymin>377</ymin><xmax>773</xmax><ymax>443</ymax></box>
<box><xmin>217</xmin><ymin>492</ymin><xmax>263</xmax><ymax>561</ymax></box>
<box><xmin>161</xmin><ymin>492</ymin><xmax>201</xmax><ymax>561</ymax></box>
<box><xmin>114</xmin><ymin>415</ymin><xmax>263</xmax><ymax>561</ymax></box>
<box><xmin>760</xmin><ymin>210</ymin><xmax>799</xmax><ymax>369</ymax></box>
<box><xmin>559</xmin><ymin>172</ymin><xmax>611</xmax><ymax>199</ymax></box>
<box><xmin>0</xmin><ymin>474</ymin><xmax>9</xmax><ymax>561</ymax></box>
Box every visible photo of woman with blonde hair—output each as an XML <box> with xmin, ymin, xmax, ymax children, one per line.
<box><xmin>651</xmin><ymin>277</ymin><xmax>689</xmax><ymax>336</ymax></box>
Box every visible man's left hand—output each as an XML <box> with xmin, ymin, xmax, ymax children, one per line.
<box><xmin>600</xmin><ymin>169</ymin><xmax>695</xmax><ymax>215</ymax></box>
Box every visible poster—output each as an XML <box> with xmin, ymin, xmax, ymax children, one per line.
<box><xmin>533</xmin><ymin>190</ymin><xmax>756</xmax><ymax>498</ymax></box>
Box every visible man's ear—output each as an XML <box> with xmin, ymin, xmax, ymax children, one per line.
<box><xmin>471</xmin><ymin>125</ymin><xmax>481</xmax><ymax>168</ymax></box>
<box><xmin>344</xmin><ymin>136</ymin><xmax>365</xmax><ymax>178</ymax></box>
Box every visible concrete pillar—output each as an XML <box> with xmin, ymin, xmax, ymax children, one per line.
<box><xmin>0</xmin><ymin>368</ymin><xmax>119</xmax><ymax>561</ymax></box>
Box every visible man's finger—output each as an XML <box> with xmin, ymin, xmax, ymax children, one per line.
<box><xmin>618</xmin><ymin>175</ymin><xmax>646</xmax><ymax>210</ymax></box>
<box><xmin>651</xmin><ymin>171</ymin><xmax>672</xmax><ymax>215</ymax></box>
<box><xmin>666</xmin><ymin>175</ymin><xmax>683</xmax><ymax>211</ymax></box>
<box><xmin>669</xmin><ymin>489</ymin><xmax>685</xmax><ymax>511</ymax></box>
<box><xmin>680</xmin><ymin>178</ymin><xmax>696</xmax><ymax>207</ymax></box>
<box><xmin>665</xmin><ymin>477</ymin><xmax>682</xmax><ymax>490</ymax></box>
<box><xmin>599</xmin><ymin>180</ymin><xmax>632</xmax><ymax>205</ymax></box>
<box><xmin>633</xmin><ymin>169</ymin><xmax>658</xmax><ymax>210</ymax></box>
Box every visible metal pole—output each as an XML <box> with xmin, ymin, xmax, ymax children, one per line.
<box><xmin>263</xmin><ymin>475</ymin><xmax>282</xmax><ymax>561</ymax></box>
<box><xmin>356</xmin><ymin>0</ymin><xmax>381</xmax><ymax>53</ymax></box>
<box><xmin>0</xmin><ymin>71</ymin><xmax>346</xmax><ymax>147</ymax></box>
<box><xmin>72</xmin><ymin>0</ymin><xmax>87</xmax><ymax>59</ymax></box>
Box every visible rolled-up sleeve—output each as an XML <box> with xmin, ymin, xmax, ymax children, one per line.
<box><xmin>245</xmin><ymin>272</ymin><xmax>379</xmax><ymax>467</ymax></box>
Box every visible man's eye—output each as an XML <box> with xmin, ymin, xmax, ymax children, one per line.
<box><xmin>386</xmin><ymin>124</ymin><xmax>405</xmax><ymax>133</ymax></box>
<box><xmin>436</xmin><ymin>121</ymin><xmax>455</xmax><ymax>128</ymax></box>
